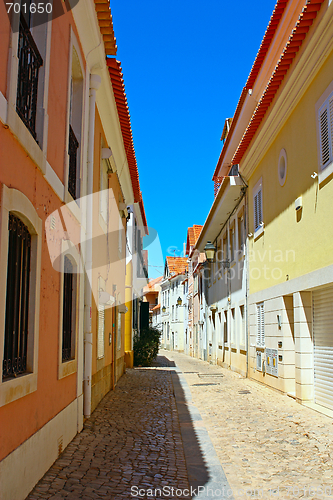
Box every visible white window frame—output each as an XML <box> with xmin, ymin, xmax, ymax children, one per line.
<box><xmin>58</xmin><ymin>240</ymin><xmax>80</xmax><ymax>379</ymax></box>
<box><xmin>64</xmin><ymin>31</ymin><xmax>86</xmax><ymax>206</ymax></box>
<box><xmin>6</xmin><ymin>9</ymin><xmax>52</xmax><ymax>174</ymax></box>
<box><xmin>0</xmin><ymin>186</ymin><xmax>42</xmax><ymax>406</ymax></box>
<box><xmin>316</xmin><ymin>81</ymin><xmax>333</xmax><ymax>185</ymax></box>
<box><xmin>253</xmin><ymin>178</ymin><xmax>264</xmax><ymax>239</ymax></box>
<box><xmin>256</xmin><ymin>302</ymin><xmax>265</xmax><ymax>348</ymax></box>
<box><xmin>239</xmin><ymin>303</ymin><xmax>246</xmax><ymax>349</ymax></box>
<box><xmin>231</xmin><ymin>307</ymin><xmax>236</xmax><ymax>347</ymax></box>
<box><xmin>97</xmin><ymin>277</ymin><xmax>106</xmax><ymax>360</ymax></box>
<box><xmin>99</xmin><ymin>158</ymin><xmax>109</xmax><ymax>232</ymax></box>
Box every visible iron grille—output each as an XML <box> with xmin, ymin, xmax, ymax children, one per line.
<box><xmin>16</xmin><ymin>15</ymin><xmax>43</xmax><ymax>139</ymax></box>
<box><xmin>3</xmin><ymin>214</ymin><xmax>31</xmax><ymax>380</ymax></box>
<box><xmin>68</xmin><ymin>125</ymin><xmax>79</xmax><ymax>199</ymax></box>
<box><xmin>62</xmin><ymin>256</ymin><xmax>74</xmax><ymax>362</ymax></box>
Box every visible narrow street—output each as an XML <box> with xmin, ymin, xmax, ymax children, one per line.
<box><xmin>27</xmin><ymin>352</ymin><xmax>333</xmax><ymax>500</ymax></box>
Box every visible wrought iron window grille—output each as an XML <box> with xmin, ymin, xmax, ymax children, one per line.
<box><xmin>16</xmin><ymin>15</ymin><xmax>43</xmax><ymax>140</ymax></box>
<box><xmin>62</xmin><ymin>257</ymin><xmax>74</xmax><ymax>362</ymax></box>
<box><xmin>68</xmin><ymin>125</ymin><xmax>79</xmax><ymax>199</ymax></box>
<box><xmin>3</xmin><ymin>214</ymin><xmax>31</xmax><ymax>380</ymax></box>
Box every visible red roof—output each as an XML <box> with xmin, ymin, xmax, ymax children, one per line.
<box><xmin>107</xmin><ymin>58</ymin><xmax>148</xmax><ymax>234</ymax></box>
<box><xmin>186</xmin><ymin>225</ymin><xmax>203</xmax><ymax>255</ymax></box>
<box><xmin>213</xmin><ymin>0</ymin><xmax>289</xmax><ymax>180</ymax></box>
<box><xmin>147</xmin><ymin>276</ymin><xmax>163</xmax><ymax>289</ymax></box>
<box><xmin>166</xmin><ymin>257</ymin><xmax>188</xmax><ymax>276</ymax></box>
<box><xmin>232</xmin><ymin>0</ymin><xmax>324</xmax><ymax>165</ymax></box>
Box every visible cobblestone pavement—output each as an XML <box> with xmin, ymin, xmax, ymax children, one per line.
<box><xmin>26</xmin><ymin>352</ymin><xmax>333</xmax><ymax>500</ymax></box>
<box><xmin>163</xmin><ymin>350</ymin><xmax>333</xmax><ymax>500</ymax></box>
<box><xmin>26</xmin><ymin>366</ymin><xmax>190</xmax><ymax>500</ymax></box>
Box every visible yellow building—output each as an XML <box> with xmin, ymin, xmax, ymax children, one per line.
<box><xmin>213</xmin><ymin>0</ymin><xmax>333</xmax><ymax>415</ymax></box>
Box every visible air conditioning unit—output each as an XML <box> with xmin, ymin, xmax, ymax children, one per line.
<box><xmin>256</xmin><ymin>351</ymin><xmax>262</xmax><ymax>371</ymax></box>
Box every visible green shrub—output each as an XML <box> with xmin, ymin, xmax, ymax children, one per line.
<box><xmin>133</xmin><ymin>327</ymin><xmax>161</xmax><ymax>367</ymax></box>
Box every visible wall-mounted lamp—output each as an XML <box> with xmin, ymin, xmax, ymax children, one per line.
<box><xmin>204</xmin><ymin>241</ymin><xmax>216</xmax><ymax>263</ymax></box>
<box><xmin>295</xmin><ymin>196</ymin><xmax>302</xmax><ymax>211</ymax></box>
<box><xmin>311</xmin><ymin>172</ymin><xmax>318</xmax><ymax>179</ymax></box>
<box><xmin>118</xmin><ymin>304</ymin><xmax>128</xmax><ymax>314</ymax></box>
<box><xmin>101</xmin><ymin>147</ymin><xmax>112</xmax><ymax>159</ymax></box>
<box><xmin>177</xmin><ymin>297</ymin><xmax>182</xmax><ymax>306</ymax></box>
<box><xmin>162</xmin><ymin>306</ymin><xmax>166</xmax><ymax>313</ymax></box>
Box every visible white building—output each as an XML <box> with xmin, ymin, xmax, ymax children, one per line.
<box><xmin>161</xmin><ymin>257</ymin><xmax>188</xmax><ymax>352</ymax></box>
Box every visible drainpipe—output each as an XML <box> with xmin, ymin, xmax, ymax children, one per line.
<box><xmin>84</xmin><ymin>73</ymin><xmax>101</xmax><ymax>418</ymax></box>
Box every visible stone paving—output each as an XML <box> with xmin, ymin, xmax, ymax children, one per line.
<box><xmin>163</xmin><ymin>350</ymin><xmax>333</xmax><ymax>500</ymax></box>
<box><xmin>26</xmin><ymin>366</ymin><xmax>190</xmax><ymax>500</ymax></box>
<box><xmin>26</xmin><ymin>351</ymin><xmax>333</xmax><ymax>500</ymax></box>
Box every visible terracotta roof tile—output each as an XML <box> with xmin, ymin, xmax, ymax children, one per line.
<box><xmin>232</xmin><ymin>0</ymin><xmax>324</xmax><ymax>165</ymax></box>
<box><xmin>186</xmin><ymin>225</ymin><xmax>203</xmax><ymax>255</ymax></box>
<box><xmin>166</xmin><ymin>257</ymin><xmax>188</xmax><ymax>276</ymax></box>
<box><xmin>93</xmin><ymin>0</ymin><xmax>117</xmax><ymax>56</ymax></box>
<box><xmin>106</xmin><ymin>58</ymin><xmax>148</xmax><ymax>234</ymax></box>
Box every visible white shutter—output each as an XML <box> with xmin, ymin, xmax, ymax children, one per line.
<box><xmin>313</xmin><ymin>287</ymin><xmax>333</xmax><ymax>411</ymax></box>
<box><xmin>257</xmin><ymin>303</ymin><xmax>265</xmax><ymax>347</ymax></box>
<box><xmin>330</xmin><ymin>97</ymin><xmax>333</xmax><ymax>153</ymax></box>
<box><xmin>97</xmin><ymin>304</ymin><xmax>105</xmax><ymax>359</ymax></box>
<box><xmin>254</xmin><ymin>188</ymin><xmax>262</xmax><ymax>232</ymax></box>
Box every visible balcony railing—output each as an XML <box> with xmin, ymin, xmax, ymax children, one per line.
<box><xmin>16</xmin><ymin>15</ymin><xmax>43</xmax><ymax>139</ymax></box>
<box><xmin>68</xmin><ymin>125</ymin><xmax>79</xmax><ymax>199</ymax></box>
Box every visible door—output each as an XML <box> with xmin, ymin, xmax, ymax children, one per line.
<box><xmin>313</xmin><ymin>287</ymin><xmax>333</xmax><ymax>410</ymax></box>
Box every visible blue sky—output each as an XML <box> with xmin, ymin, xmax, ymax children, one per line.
<box><xmin>111</xmin><ymin>0</ymin><xmax>277</xmax><ymax>278</ymax></box>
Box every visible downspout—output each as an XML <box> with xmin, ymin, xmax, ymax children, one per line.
<box><xmin>84</xmin><ymin>73</ymin><xmax>101</xmax><ymax>418</ymax></box>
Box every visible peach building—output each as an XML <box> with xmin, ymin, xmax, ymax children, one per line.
<box><xmin>0</xmin><ymin>1</ymin><xmax>148</xmax><ymax>498</ymax></box>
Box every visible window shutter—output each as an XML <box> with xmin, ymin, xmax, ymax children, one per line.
<box><xmin>320</xmin><ymin>106</ymin><xmax>330</xmax><ymax>168</ymax></box>
<box><xmin>257</xmin><ymin>303</ymin><xmax>264</xmax><ymax>347</ymax></box>
<box><xmin>97</xmin><ymin>304</ymin><xmax>105</xmax><ymax>359</ymax></box>
<box><xmin>330</xmin><ymin>98</ymin><xmax>333</xmax><ymax>159</ymax></box>
<box><xmin>257</xmin><ymin>305</ymin><xmax>261</xmax><ymax>345</ymax></box>
<box><xmin>254</xmin><ymin>188</ymin><xmax>262</xmax><ymax>231</ymax></box>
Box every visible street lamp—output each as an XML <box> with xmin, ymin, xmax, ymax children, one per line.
<box><xmin>204</xmin><ymin>240</ymin><xmax>216</xmax><ymax>263</ymax></box>
<box><xmin>177</xmin><ymin>297</ymin><xmax>182</xmax><ymax>306</ymax></box>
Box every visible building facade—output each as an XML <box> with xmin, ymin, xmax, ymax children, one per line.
<box><xmin>0</xmin><ymin>1</ymin><xmax>148</xmax><ymax>498</ymax></box>
<box><xmin>161</xmin><ymin>257</ymin><xmax>188</xmax><ymax>352</ymax></box>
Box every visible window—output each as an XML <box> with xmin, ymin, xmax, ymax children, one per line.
<box><xmin>230</xmin><ymin>223</ymin><xmax>235</xmax><ymax>262</ymax></box>
<box><xmin>256</xmin><ymin>302</ymin><xmax>265</xmax><ymax>347</ymax></box>
<box><xmin>3</xmin><ymin>214</ymin><xmax>31</xmax><ymax>379</ymax></box>
<box><xmin>237</xmin><ymin>211</ymin><xmax>244</xmax><ymax>254</ymax></box>
<box><xmin>62</xmin><ymin>256</ymin><xmax>76</xmax><ymax>362</ymax></box>
<box><xmin>117</xmin><ymin>307</ymin><xmax>122</xmax><ymax>351</ymax></box>
<box><xmin>172</xmin><ymin>305</ymin><xmax>174</xmax><ymax>321</ymax></box>
<box><xmin>318</xmin><ymin>92</ymin><xmax>333</xmax><ymax>171</ymax></box>
<box><xmin>0</xmin><ymin>186</ymin><xmax>42</xmax><ymax>406</ymax></box>
<box><xmin>97</xmin><ymin>277</ymin><xmax>106</xmax><ymax>359</ymax></box>
<box><xmin>100</xmin><ymin>157</ymin><xmax>109</xmax><ymax>225</ymax></box>
<box><xmin>253</xmin><ymin>179</ymin><xmax>263</xmax><ymax>235</ymax></box>
<box><xmin>240</xmin><ymin>304</ymin><xmax>245</xmax><ymax>347</ymax></box>
<box><xmin>175</xmin><ymin>305</ymin><xmax>178</xmax><ymax>320</ymax></box>
<box><xmin>67</xmin><ymin>46</ymin><xmax>84</xmax><ymax>200</ymax></box>
<box><xmin>231</xmin><ymin>308</ymin><xmax>235</xmax><ymax>345</ymax></box>
<box><xmin>16</xmin><ymin>14</ymin><xmax>43</xmax><ymax>139</ymax></box>
<box><xmin>223</xmin><ymin>310</ymin><xmax>228</xmax><ymax>344</ymax></box>
<box><xmin>223</xmin><ymin>233</ymin><xmax>228</xmax><ymax>261</ymax></box>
